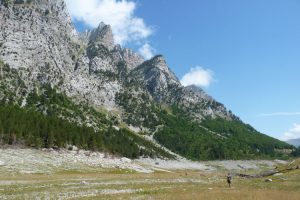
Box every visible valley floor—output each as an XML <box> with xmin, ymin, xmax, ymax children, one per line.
<box><xmin>0</xmin><ymin>148</ymin><xmax>299</xmax><ymax>200</ymax></box>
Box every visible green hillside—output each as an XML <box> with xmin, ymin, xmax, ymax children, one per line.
<box><xmin>154</xmin><ymin>107</ymin><xmax>293</xmax><ymax>160</ymax></box>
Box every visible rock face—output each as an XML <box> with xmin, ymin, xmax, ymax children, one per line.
<box><xmin>177</xmin><ymin>85</ymin><xmax>232</xmax><ymax>120</ymax></box>
<box><xmin>0</xmin><ymin>0</ymin><xmax>77</xmax><ymax>79</ymax></box>
<box><xmin>130</xmin><ymin>55</ymin><xmax>180</xmax><ymax>102</ymax></box>
<box><xmin>112</xmin><ymin>46</ymin><xmax>144</xmax><ymax>70</ymax></box>
<box><xmin>89</xmin><ymin>22</ymin><xmax>115</xmax><ymax>51</ymax></box>
<box><xmin>130</xmin><ymin>55</ymin><xmax>232</xmax><ymax>120</ymax></box>
<box><xmin>0</xmin><ymin>0</ymin><xmax>233</xmax><ymax>128</ymax></box>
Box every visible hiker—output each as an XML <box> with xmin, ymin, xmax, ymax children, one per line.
<box><xmin>226</xmin><ymin>173</ymin><xmax>232</xmax><ymax>188</ymax></box>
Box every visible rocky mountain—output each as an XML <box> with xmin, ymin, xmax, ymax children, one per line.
<box><xmin>0</xmin><ymin>0</ymin><xmax>293</xmax><ymax>160</ymax></box>
<box><xmin>0</xmin><ymin>0</ymin><xmax>231</xmax><ymax>124</ymax></box>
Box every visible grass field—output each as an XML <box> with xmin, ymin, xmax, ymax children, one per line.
<box><xmin>0</xmin><ymin>149</ymin><xmax>299</xmax><ymax>199</ymax></box>
<box><xmin>0</xmin><ymin>166</ymin><xmax>299</xmax><ymax>199</ymax></box>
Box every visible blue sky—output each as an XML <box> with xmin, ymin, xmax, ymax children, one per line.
<box><xmin>66</xmin><ymin>0</ymin><xmax>300</xmax><ymax>141</ymax></box>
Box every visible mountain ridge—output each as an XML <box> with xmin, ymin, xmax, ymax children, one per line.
<box><xmin>0</xmin><ymin>0</ymin><xmax>294</xmax><ymax>160</ymax></box>
<box><xmin>286</xmin><ymin>138</ymin><xmax>300</xmax><ymax>147</ymax></box>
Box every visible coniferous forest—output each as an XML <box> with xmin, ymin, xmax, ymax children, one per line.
<box><xmin>0</xmin><ymin>103</ymin><xmax>174</xmax><ymax>159</ymax></box>
<box><xmin>154</xmin><ymin>106</ymin><xmax>293</xmax><ymax>160</ymax></box>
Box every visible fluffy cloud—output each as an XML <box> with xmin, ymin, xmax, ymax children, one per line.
<box><xmin>65</xmin><ymin>0</ymin><xmax>153</xmax><ymax>46</ymax></box>
<box><xmin>180</xmin><ymin>67</ymin><xmax>214</xmax><ymax>87</ymax></box>
<box><xmin>138</xmin><ymin>43</ymin><xmax>155</xmax><ymax>59</ymax></box>
<box><xmin>281</xmin><ymin>123</ymin><xmax>300</xmax><ymax>141</ymax></box>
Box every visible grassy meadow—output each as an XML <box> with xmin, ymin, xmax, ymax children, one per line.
<box><xmin>0</xmin><ymin>160</ymin><xmax>299</xmax><ymax>200</ymax></box>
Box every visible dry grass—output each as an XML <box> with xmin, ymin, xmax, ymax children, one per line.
<box><xmin>0</xmin><ymin>168</ymin><xmax>299</xmax><ymax>200</ymax></box>
<box><xmin>0</xmin><ymin>158</ymin><xmax>299</xmax><ymax>199</ymax></box>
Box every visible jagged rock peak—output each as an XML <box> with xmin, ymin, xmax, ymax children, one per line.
<box><xmin>150</xmin><ymin>55</ymin><xmax>167</xmax><ymax>66</ymax></box>
<box><xmin>146</xmin><ymin>55</ymin><xmax>179</xmax><ymax>80</ymax></box>
<box><xmin>89</xmin><ymin>22</ymin><xmax>115</xmax><ymax>51</ymax></box>
<box><xmin>112</xmin><ymin>45</ymin><xmax>144</xmax><ymax>70</ymax></box>
<box><xmin>146</xmin><ymin>55</ymin><xmax>167</xmax><ymax>71</ymax></box>
<box><xmin>183</xmin><ymin>85</ymin><xmax>214</xmax><ymax>102</ymax></box>
<box><xmin>185</xmin><ymin>85</ymin><xmax>206</xmax><ymax>94</ymax></box>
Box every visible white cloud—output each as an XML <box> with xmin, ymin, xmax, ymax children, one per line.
<box><xmin>260</xmin><ymin>112</ymin><xmax>300</xmax><ymax>117</ymax></box>
<box><xmin>180</xmin><ymin>67</ymin><xmax>214</xmax><ymax>87</ymax></box>
<box><xmin>138</xmin><ymin>43</ymin><xmax>155</xmax><ymax>59</ymax></box>
<box><xmin>65</xmin><ymin>0</ymin><xmax>153</xmax><ymax>45</ymax></box>
<box><xmin>281</xmin><ymin>123</ymin><xmax>300</xmax><ymax>141</ymax></box>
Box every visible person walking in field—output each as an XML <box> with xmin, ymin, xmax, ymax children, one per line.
<box><xmin>226</xmin><ymin>172</ymin><xmax>232</xmax><ymax>188</ymax></box>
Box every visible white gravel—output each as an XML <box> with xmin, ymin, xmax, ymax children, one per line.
<box><xmin>0</xmin><ymin>148</ymin><xmax>282</xmax><ymax>174</ymax></box>
<box><xmin>137</xmin><ymin>157</ymin><xmax>213</xmax><ymax>171</ymax></box>
<box><xmin>0</xmin><ymin>148</ymin><xmax>152</xmax><ymax>174</ymax></box>
<box><xmin>204</xmin><ymin>160</ymin><xmax>279</xmax><ymax>171</ymax></box>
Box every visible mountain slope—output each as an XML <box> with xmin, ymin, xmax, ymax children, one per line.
<box><xmin>286</xmin><ymin>139</ymin><xmax>300</xmax><ymax>147</ymax></box>
<box><xmin>0</xmin><ymin>60</ymin><xmax>174</xmax><ymax>159</ymax></box>
<box><xmin>0</xmin><ymin>0</ymin><xmax>293</xmax><ymax>160</ymax></box>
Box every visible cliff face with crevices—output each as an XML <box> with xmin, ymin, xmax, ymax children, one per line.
<box><xmin>0</xmin><ymin>0</ymin><xmax>144</xmax><ymax>111</ymax></box>
<box><xmin>0</xmin><ymin>0</ymin><xmax>77</xmax><ymax>71</ymax></box>
<box><xmin>0</xmin><ymin>0</ymin><xmax>232</xmax><ymax>122</ymax></box>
